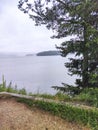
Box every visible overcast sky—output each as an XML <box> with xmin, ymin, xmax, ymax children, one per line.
<box><xmin>0</xmin><ymin>0</ymin><xmax>66</xmax><ymax>54</ymax></box>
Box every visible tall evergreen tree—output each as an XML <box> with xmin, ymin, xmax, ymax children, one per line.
<box><xmin>18</xmin><ymin>0</ymin><xmax>98</xmax><ymax>89</ymax></box>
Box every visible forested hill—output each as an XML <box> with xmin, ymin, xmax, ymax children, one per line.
<box><xmin>36</xmin><ymin>51</ymin><xmax>60</xmax><ymax>56</ymax></box>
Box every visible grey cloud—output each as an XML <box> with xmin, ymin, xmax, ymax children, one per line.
<box><xmin>0</xmin><ymin>0</ymin><xmax>64</xmax><ymax>53</ymax></box>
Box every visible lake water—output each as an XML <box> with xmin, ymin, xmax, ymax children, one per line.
<box><xmin>0</xmin><ymin>55</ymin><xmax>76</xmax><ymax>94</ymax></box>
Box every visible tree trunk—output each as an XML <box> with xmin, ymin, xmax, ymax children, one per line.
<box><xmin>82</xmin><ymin>25</ymin><xmax>89</xmax><ymax>88</ymax></box>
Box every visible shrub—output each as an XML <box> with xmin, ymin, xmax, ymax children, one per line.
<box><xmin>54</xmin><ymin>92</ymin><xmax>71</xmax><ymax>101</ymax></box>
<box><xmin>74</xmin><ymin>88</ymin><xmax>98</xmax><ymax>107</ymax></box>
<box><xmin>18</xmin><ymin>88</ymin><xmax>27</xmax><ymax>95</ymax></box>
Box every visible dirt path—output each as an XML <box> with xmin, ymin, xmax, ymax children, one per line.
<box><xmin>0</xmin><ymin>98</ymin><xmax>90</xmax><ymax>130</ymax></box>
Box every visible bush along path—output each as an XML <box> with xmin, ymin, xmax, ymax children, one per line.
<box><xmin>0</xmin><ymin>92</ymin><xmax>98</xmax><ymax>130</ymax></box>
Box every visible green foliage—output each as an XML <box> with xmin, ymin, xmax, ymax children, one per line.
<box><xmin>0</xmin><ymin>84</ymin><xmax>6</xmax><ymax>92</ymax></box>
<box><xmin>0</xmin><ymin>76</ymin><xmax>27</xmax><ymax>95</ymax></box>
<box><xmin>28</xmin><ymin>92</ymin><xmax>34</xmax><ymax>96</ymax></box>
<box><xmin>17</xmin><ymin>97</ymin><xmax>98</xmax><ymax>129</ymax></box>
<box><xmin>6</xmin><ymin>82</ymin><xmax>18</xmax><ymax>93</ymax></box>
<box><xmin>52</xmin><ymin>83</ymin><xmax>82</xmax><ymax>96</ymax></box>
<box><xmin>74</xmin><ymin>88</ymin><xmax>98</xmax><ymax>107</ymax></box>
<box><xmin>0</xmin><ymin>75</ymin><xmax>7</xmax><ymax>92</ymax></box>
<box><xmin>29</xmin><ymin>92</ymin><xmax>71</xmax><ymax>101</ymax></box>
<box><xmin>32</xmin><ymin>93</ymin><xmax>55</xmax><ymax>99</ymax></box>
<box><xmin>89</xmin><ymin>71</ymin><xmax>98</xmax><ymax>88</ymax></box>
<box><xmin>40</xmin><ymin>94</ymin><xmax>54</xmax><ymax>99</ymax></box>
<box><xmin>17</xmin><ymin>98</ymin><xmax>34</xmax><ymax>107</ymax></box>
<box><xmin>54</xmin><ymin>92</ymin><xmax>71</xmax><ymax>101</ymax></box>
<box><xmin>18</xmin><ymin>88</ymin><xmax>27</xmax><ymax>95</ymax></box>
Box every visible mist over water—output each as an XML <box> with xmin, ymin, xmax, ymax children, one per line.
<box><xmin>0</xmin><ymin>55</ymin><xmax>76</xmax><ymax>94</ymax></box>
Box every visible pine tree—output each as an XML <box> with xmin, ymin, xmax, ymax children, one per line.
<box><xmin>18</xmin><ymin>0</ymin><xmax>98</xmax><ymax>90</ymax></box>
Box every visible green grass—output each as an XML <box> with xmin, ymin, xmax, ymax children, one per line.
<box><xmin>73</xmin><ymin>88</ymin><xmax>98</xmax><ymax>107</ymax></box>
<box><xmin>17</xmin><ymin>97</ymin><xmax>98</xmax><ymax>130</ymax></box>
<box><xmin>0</xmin><ymin>83</ymin><xmax>27</xmax><ymax>95</ymax></box>
<box><xmin>0</xmin><ymin>76</ymin><xmax>27</xmax><ymax>95</ymax></box>
<box><xmin>54</xmin><ymin>92</ymin><xmax>71</xmax><ymax>101</ymax></box>
<box><xmin>30</xmin><ymin>92</ymin><xmax>71</xmax><ymax>101</ymax></box>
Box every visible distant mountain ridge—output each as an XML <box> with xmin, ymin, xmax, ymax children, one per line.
<box><xmin>36</xmin><ymin>50</ymin><xmax>60</xmax><ymax>56</ymax></box>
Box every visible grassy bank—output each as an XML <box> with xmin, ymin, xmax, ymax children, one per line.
<box><xmin>0</xmin><ymin>78</ymin><xmax>98</xmax><ymax>129</ymax></box>
<box><xmin>17</xmin><ymin>97</ymin><xmax>98</xmax><ymax>130</ymax></box>
<box><xmin>1</xmin><ymin>78</ymin><xmax>98</xmax><ymax>108</ymax></box>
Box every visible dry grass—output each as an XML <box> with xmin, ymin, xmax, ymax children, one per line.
<box><xmin>0</xmin><ymin>98</ymin><xmax>90</xmax><ymax>130</ymax></box>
